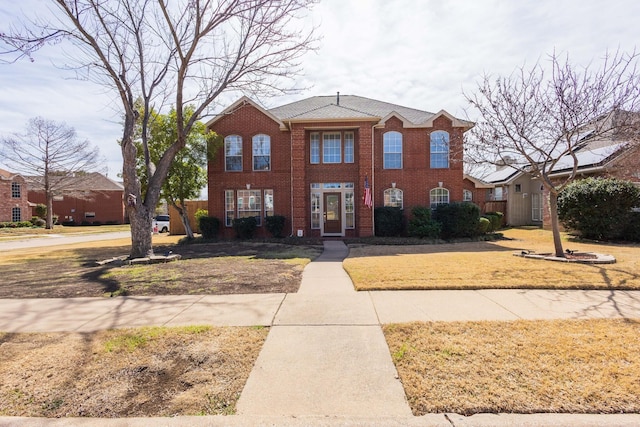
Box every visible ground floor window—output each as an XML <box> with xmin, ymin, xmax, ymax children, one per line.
<box><xmin>463</xmin><ymin>189</ymin><xmax>473</xmax><ymax>202</ymax></box>
<box><xmin>12</xmin><ymin>207</ymin><xmax>21</xmax><ymax>222</ymax></box>
<box><xmin>225</xmin><ymin>189</ymin><xmax>273</xmax><ymax>226</ymax></box>
<box><xmin>384</xmin><ymin>188</ymin><xmax>403</xmax><ymax>208</ymax></box>
<box><xmin>430</xmin><ymin>187</ymin><xmax>449</xmax><ymax>208</ymax></box>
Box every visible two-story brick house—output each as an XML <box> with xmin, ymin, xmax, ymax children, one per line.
<box><xmin>0</xmin><ymin>168</ymin><xmax>31</xmax><ymax>222</ymax></box>
<box><xmin>206</xmin><ymin>95</ymin><xmax>473</xmax><ymax>238</ymax></box>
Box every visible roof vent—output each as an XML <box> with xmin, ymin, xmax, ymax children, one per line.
<box><xmin>336</xmin><ymin>91</ymin><xmax>340</xmax><ymax>106</ymax></box>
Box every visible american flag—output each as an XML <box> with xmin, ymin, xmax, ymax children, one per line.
<box><xmin>363</xmin><ymin>176</ymin><xmax>372</xmax><ymax>208</ymax></box>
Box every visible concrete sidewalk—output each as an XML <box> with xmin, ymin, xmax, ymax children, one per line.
<box><xmin>1</xmin><ymin>240</ymin><xmax>640</xmax><ymax>426</ymax></box>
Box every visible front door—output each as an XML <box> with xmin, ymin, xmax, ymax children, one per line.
<box><xmin>323</xmin><ymin>192</ymin><xmax>342</xmax><ymax>234</ymax></box>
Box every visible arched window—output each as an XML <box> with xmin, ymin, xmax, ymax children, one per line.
<box><xmin>430</xmin><ymin>187</ymin><xmax>449</xmax><ymax>208</ymax></box>
<box><xmin>225</xmin><ymin>135</ymin><xmax>242</xmax><ymax>171</ymax></box>
<box><xmin>252</xmin><ymin>134</ymin><xmax>271</xmax><ymax>171</ymax></box>
<box><xmin>430</xmin><ymin>130</ymin><xmax>449</xmax><ymax>169</ymax></box>
<box><xmin>463</xmin><ymin>189</ymin><xmax>473</xmax><ymax>202</ymax></box>
<box><xmin>383</xmin><ymin>188</ymin><xmax>403</xmax><ymax>208</ymax></box>
<box><xmin>383</xmin><ymin>131</ymin><xmax>402</xmax><ymax>169</ymax></box>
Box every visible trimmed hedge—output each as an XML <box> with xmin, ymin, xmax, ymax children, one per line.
<box><xmin>233</xmin><ymin>216</ymin><xmax>258</xmax><ymax>239</ymax></box>
<box><xmin>374</xmin><ymin>207</ymin><xmax>404</xmax><ymax>237</ymax></box>
<box><xmin>265</xmin><ymin>215</ymin><xmax>286</xmax><ymax>238</ymax></box>
<box><xmin>434</xmin><ymin>202</ymin><xmax>481</xmax><ymax>239</ymax></box>
<box><xmin>198</xmin><ymin>216</ymin><xmax>220</xmax><ymax>239</ymax></box>
<box><xmin>407</xmin><ymin>206</ymin><xmax>441</xmax><ymax>239</ymax></box>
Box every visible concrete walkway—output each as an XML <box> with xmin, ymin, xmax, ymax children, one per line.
<box><xmin>1</xmin><ymin>241</ymin><xmax>640</xmax><ymax>426</ymax></box>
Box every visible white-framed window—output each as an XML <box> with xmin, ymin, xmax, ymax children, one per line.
<box><xmin>85</xmin><ymin>212</ymin><xmax>96</xmax><ymax>218</ymax></box>
<box><xmin>463</xmin><ymin>189</ymin><xmax>473</xmax><ymax>202</ymax></box>
<box><xmin>252</xmin><ymin>134</ymin><xmax>271</xmax><ymax>171</ymax></box>
<box><xmin>310</xmin><ymin>132</ymin><xmax>320</xmax><ymax>164</ymax></box>
<box><xmin>12</xmin><ymin>207</ymin><xmax>21</xmax><ymax>222</ymax></box>
<box><xmin>430</xmin><ymin>187</ymin><xmax>450</xmax><ymax>208</ymax></box>
<box><xmin>323</xmin><ymin>132</ymin><xmax>341</xmax><ymax>163</ymax></box>
<box><xmin>225</xmin><ymin>135</ymin><xmax>242</xmax><ymax>171</ymax></box>
<box><xmin>383</xmin><ymin>188</ymin><xmax>403</xmax><ymax>208</ymax></box>
<box><xmin>514</xmin><ymin>184</ymin><xmax>522</xmax><ymax>193</ymax></box>
<box><xmin>383</xmin><ymin>131</ymin><xmax>402</xmax><ymax>169</ymax></box>
<box><xmin>345</xmin><ymin>192</ymin><xmax>355</xmax><ymax>228</ymax></box>
<box><xmin>11</xmin><ymin>182</ymin><xmax>21</xmax><ymax>198</ymax></box>
<box><xmin>430</xmin><ymin>130</ymin><xmax>449</xmax><ymax>169</ymax></box>
<box><xmin>344</xmin><ymin>132</ymin><xmax>354</xmax><ymax>163</ymax></box>
<box><xmin>225</xmin><ymin>189</ymin><xmax>273</xmax><ymax>227</ymax></box>
<box><xmin>225</xmin><ymin>190</ymin><xmax>235</xmax><ymax>226</ymax></box>
<box><xmin>311</xmin><ymin>192</ymin><xmax>321</xmax><ymax>229</ymax></box>
<box><xmin>264</xmin><ymin>189</ymin><xmax>274</xmax><ymax>217</ymax></box>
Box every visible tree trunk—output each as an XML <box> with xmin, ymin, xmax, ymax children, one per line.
<box><xmin>548</xmin><ymin>191</ymin><xmax>565</xmax><ymax>258</ymax></box>
<box><xmin>174</xmin><ymin>203</ymin><xmax>194</xmax><ymax>239</ymax></box>
<box><xmin>46</xmin><ymin>193</ymin><xmax>54</xmax><ymax>230</ymax></box>
<box><xmin>128</xmin><ymin>208</ymin><xmax>154</xmax><ymax>258</ymax></box>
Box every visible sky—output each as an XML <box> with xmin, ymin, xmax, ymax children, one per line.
<box><xmin>1</xmin><ymin>0</ymin><xmax>639</xmax><ymax>182</ymax></box>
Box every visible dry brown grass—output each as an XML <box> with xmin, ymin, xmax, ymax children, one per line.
<box><xmin>0</xmin><ymin>325</ymin><xmax>268</xmax><ymax>417</ymax></box>
<box><xmin>384</xmin><ymin>319</ymin><xmax>640</xmax><ymax>415</ymax></box>
<box><xmin>345</xmin><ymin>228</ymin><xmax>640</xmax><ymax>290</ymax></box>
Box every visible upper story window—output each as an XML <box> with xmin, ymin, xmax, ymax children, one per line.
<box><xmin>310</xmin><ymin>133</ymin><xmax>320</xmax><ymax>164</ymax></box>
<box><xmin>430</xmin><ymin>187</ymin><xmax>449</xmax><ymax>208</ymax></box>
<box><xmin>252</xmin><ymin>134</ymin><xmax>271</xmax><ymax>171</ymax></box>
<box><xmin>384</xmin><ymin>188</ymin><xmax>403</xmax><ymax>208</ymax></box>
<box><xmin>11</xmin><ymin>182</ymin><xmax>21</xmax><ymax>198</ymax></box>
<box><xmin>344</xmin><ymin>132</ymin><xmax>354</xmax><ymax>163</ymax></box>
<box><xmin>463</xmin><ymin>189</ymin><xmax>473</xmax><ymax>202</ymax></box>
<box><xmin>383</xmin><ymin>131</ymin><xmax>402</xmax><ymax>169</ymax></box>
<box><xmin>225</xmin><ymin>135</ymin><xmax>242</xmax><ymax>171</ymax></box>
<box><xmin>430</xmin><ymin>130</ymin><xmax>449</xmax><ymax>169</ymax></box>
<box><xmin>323</xmin><ymin>132</ymin><xmax>341</xmax><ymax>163</ymax></box>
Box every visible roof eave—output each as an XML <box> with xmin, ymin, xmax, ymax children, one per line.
<box><xmin>206</xmin><ymin>96</ymin><xmax>288</xmax><ymax>131</ymax></box>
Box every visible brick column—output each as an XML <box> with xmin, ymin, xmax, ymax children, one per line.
<box><xmin>358</xmin><ymin>125</ymin><xmax>374</xmax><ymax>237</ymax></box>
<box><xmin>290</xmin><ymin>124</ymin><xmax>308</xmax><ymax>236</ymax></box>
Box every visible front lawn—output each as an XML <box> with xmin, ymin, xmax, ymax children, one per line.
<box><xmin>384</xmin><ymin>319</ymin><xmax>640</xmax><ymax>415</ymax></box>
<box><xmin>344</xmin><ymin>228</ymin><xmax>640</xmax><ymax>290</ymax></box>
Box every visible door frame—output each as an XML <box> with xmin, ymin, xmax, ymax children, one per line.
<box><xmin>322</xmin><ymin>192</ymin><xmax>342</xmax><ymax>236</ymax></box>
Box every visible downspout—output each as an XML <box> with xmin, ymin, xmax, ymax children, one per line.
<box><xmin>289</xmin><ymin>121</ymin><xmax>294</xmax><ymax>237</ymax></box>
<box><xmin>371</xmin><ymin>124</ymin><xmax>375</xmax><ymax>236</ymax></box>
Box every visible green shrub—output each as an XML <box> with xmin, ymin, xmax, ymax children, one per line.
<box><xmin>34</xmin><ymin>203</ymin><xmax>47</xmax><ymax>219</ymax></box>
<box><xmin>374</xmin><ymin>207</ymin><xmax>404</xmax><ymax>237</ymax></box>
<box><xmin>194</xmin><ymin>209</ymin><xmax>208</xmax><ymax>232</ymax></box>
<box><xmin>478</xmin><ymin>216</ymin><xmax>491</xmax><ymax>234</ymax></box>
<box><xmin>16</xmin><ymin>221</ymin><xmax>33</xmax><ymax>228</ymax></box>
<box><xmin>199</xmin><ymin>216</ymin><xmax>220</xmax><ymax>240</ymax></box>
<box><xmin>433</xmin><ymin>202</ymin><xmax>481</xmax><ymax>239</ymax></box>
<box><xmin>233</xmin><ymin>216</ymin><xmax>258</xmax><ymax>239</ymax></box>
<box><xmin>0</xmin><ymin>222</ymin><xmax>5</xmax><ymax>228</ymax></box>
<box><xmin>31</xmin><ymin>216</ymin><xmax>46</xmax><ymax>227</ymax></box>
<box><xmin>265</xmin><ymin>215</ymin><xmax>286</xmax><ymax>238</ymax></box>
<box><xmin>407</xmin><ymin>206</ymin><xmax>441</xmax><ymax>239</ymax></box>
<box><xmin>483</xmin><ymin>212</ymin><xmax>503</xmax><ymax>232</ymax></box>
<box><xmin>558</xmin><ymin>177</ymin><xmax>640</xmax><ymax>240</ymax></box>
<box><xmin>622</xmin><ymin>211</ymin><xmax>640</xmax><ymax>242</ymax></box>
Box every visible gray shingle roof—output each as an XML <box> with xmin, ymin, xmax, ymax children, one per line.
<box><xmin>25</xmin><ymin>172</ymin><xmax>123</xmax><ymax>192</ymax></box>
<box><xmin>269</xmin><ymin>95</ymin><xmax>436</xmax><ymax>124</ymax></box>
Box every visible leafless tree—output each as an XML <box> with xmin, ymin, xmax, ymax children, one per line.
<box><xmin>1</xmin><ymin>0</ymin><xmax>317</xmax><ymax>258</ymax></box>
<box><xmin>1</xmin><ymin>117</ymin><xmax>102</xmax><ymax>229</ymax></box>
<box><xmin>465</xmin><ymin>50</ymin><xmax>640</xmax><ymax>257</ymax></box>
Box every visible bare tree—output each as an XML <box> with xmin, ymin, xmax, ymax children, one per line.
<box><xmin>465</xmin><ymin>50</ymin><xmax>640</xmax><ymax>257</ymax></box>
<box><xmin>1</xmin><ymin>0</ymin><xmax>317</xmax><ymax>258</ymax></box>
<box><xmin>1</xmin><ymin>117</ymin><xmax>102</xmax><ymax>229</ymax></box>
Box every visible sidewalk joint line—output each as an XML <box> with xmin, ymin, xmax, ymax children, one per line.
<box><xmin>162</xmin><ymin>295</ymin><xmax>207</xmax><ymax>327</ymax></box>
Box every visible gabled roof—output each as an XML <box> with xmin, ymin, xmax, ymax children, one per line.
<box><xmin>208</xmin><ymin>95</ymin><xmax>473</xmax><ymax>130</ymax></box>
<box><xmin>0</xmin><ymin>168</ymin><xmax>17</xmax><ymax>180</ymax></box>
<box><xmin>26</xmin><ymin>172</ymin><xmax>124</xmax><ymax>192</ymax></box>
<box><xmin>482</xmin><ymin>165</ymin><xmax>523</xmax><ymax>185</ymax></box>
<box><xmin>205</xmin><ymin>96</ymin><xmax>287</xmax><ymax>130</ymax></box>
<box><xmin>463</xmin><ymin>174</ymin><xmax>493</xmax><ymax>188</ymax></box>
<box><xmin>549</xmin><ymin>141</ymin><xmax>627</xmax><ymax>176</ymax></box>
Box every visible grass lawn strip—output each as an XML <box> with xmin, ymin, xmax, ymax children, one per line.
<box><xmin>384</xmin><ymin>319</ymin><xmax>640</xmax><ymax>416</ymax></box>
<box><xmin>345</xmin><ymin>229</ymin><xmax>640</xmax><ymax>290</ymax></box>
<box><xmin>0</xmin><ymin>326</ymin><xmax>268</xmax><ymax>417</ymax></box>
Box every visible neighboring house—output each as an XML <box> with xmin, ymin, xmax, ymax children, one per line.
<box><xmin>27</xmin><ymin>172</ymin><xmax>126</xmax><ymax>224</ymax></box>
<box><xmin>474</xmin><ymin>132</ymin><xmax>640</xmax><ymax>227</ymax></box>
<box><xmin>0</xmin><ymin>168</ymin><xmax>32</xmax><ymax>222</ymax></box>
<box><xmin>206</xmin><ymin>94</ymin><xmax>474</xmax><ymax>238</ymax></box>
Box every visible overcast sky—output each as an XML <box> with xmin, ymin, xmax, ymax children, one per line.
<box><xmin>1</xmin><ymin>0</ymin><xmax>639</xmax><ymax>180</ymax></box>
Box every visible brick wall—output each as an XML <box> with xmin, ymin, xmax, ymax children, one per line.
<box><xmin>0</xmin><ymin>174</ymin><xmax>31</xmax><ymax>222</ymax></box>
<box><xmin>208</xmin><ymin>103</ymin><xmax>469</xmax><ymax>238</ymax></box>
<box><xmin>28</xmin><ymin>190</ymin><xmax>125</xmax><ymax>224</ymax></box>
